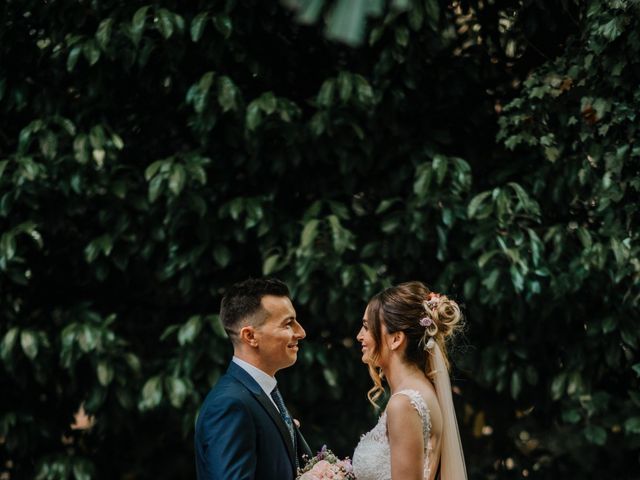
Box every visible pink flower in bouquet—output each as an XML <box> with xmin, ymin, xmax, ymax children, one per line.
<box><xmin>296</xmin><ymin>446</ymin><xmax>356</xmax><ymax>480</ymax></box>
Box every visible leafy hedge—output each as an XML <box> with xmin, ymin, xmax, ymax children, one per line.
<box><xmin>1</xmin><ymin>0</ymin><xmax>638</xmax><ymax>479</ymax></box>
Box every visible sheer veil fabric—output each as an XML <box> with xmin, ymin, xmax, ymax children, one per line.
<box><xmin>431</xmin><ymin>342</ymin><xmax>467</xmax><ymax>480</ymax></box>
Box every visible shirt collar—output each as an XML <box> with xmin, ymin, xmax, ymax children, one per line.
<box><xmin>232</xmin><ymin>356</ymin><xmax>277</xmax><ymax>395</ymax></box>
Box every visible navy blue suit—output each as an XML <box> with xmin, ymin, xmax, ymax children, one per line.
<box><xmin>195</xmin><ymin>362</ymin><xmax>312</xmax><ymax>480</ymax></box>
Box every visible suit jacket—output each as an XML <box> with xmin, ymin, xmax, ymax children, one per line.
<box><xmin>195</xmin><ymin>362</ymin><xmax>313</xmax><ymax>480</ymax></box>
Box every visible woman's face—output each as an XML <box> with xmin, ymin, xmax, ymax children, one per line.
<box><xmin>357</xmin><ymin>306</ymin><xmax>390</xmax><ymax>367</ymax></box>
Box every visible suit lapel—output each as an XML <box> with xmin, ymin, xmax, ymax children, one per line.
<box><xmin>295</xmin><ymin>424</ymin><xmax>313</xmax><ymax>460</ymax></box>
<box><xmin>227</xmin><ymin>363</ymin><xmax>297</xmax><ymax>469</ymax></box>
<box><xmin>252</xmin><ymin>390</ymin><xmax>297</xmax><ymax>465</ymax></box>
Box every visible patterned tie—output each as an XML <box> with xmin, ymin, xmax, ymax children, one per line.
<box><xmin>270</xmin><ymin>386</ymin><xmax>298</xmax><ymax>468</ymax></box>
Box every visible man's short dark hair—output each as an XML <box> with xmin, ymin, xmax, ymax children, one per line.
<box><xmin>220</xmin><ymin>278</ymin><xmax>290</xmax><ymax>342</ymax></box>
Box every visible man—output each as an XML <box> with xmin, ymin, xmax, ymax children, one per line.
<box><xmin>195</xmin><ymin>278</ymin><xmax>312</xmax><ymax>480</ymax></box>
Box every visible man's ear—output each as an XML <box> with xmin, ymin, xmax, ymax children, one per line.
<box><xmin>239</xmin><ymin>325</ymin><xmax>258</xmax><ymax>347</ymax></box>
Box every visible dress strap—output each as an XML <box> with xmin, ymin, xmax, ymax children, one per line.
<box><xmin>391</xmin><ymin>389</ymin><xmax>431</xmax><ymax>445</ymax></box>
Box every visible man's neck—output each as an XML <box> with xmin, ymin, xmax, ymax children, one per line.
<box><xmin>234</xmin><ymin>352</ymin><xmax>276</xmax><ymax>377</ymax></box>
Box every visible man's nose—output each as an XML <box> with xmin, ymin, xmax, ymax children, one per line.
<box><xmin>294</xmin><ymin>321</ymin><xmax>306</xmax><ymax>339</ymax></box>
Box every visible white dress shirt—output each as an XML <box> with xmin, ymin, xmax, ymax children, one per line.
<box><xmin>232</xmin><ymin>356</ymin><xmax>280</xmax><ymax>411</ymax></box>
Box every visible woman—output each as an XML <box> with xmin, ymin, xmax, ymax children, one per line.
<box><xmin>352</xmin><ymin>281</ymin><xmax>467</xmax><ymax>480</ymax></box>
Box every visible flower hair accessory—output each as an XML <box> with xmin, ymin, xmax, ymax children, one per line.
<box><xmin>420</xmin><ymin>292</ymin><xmax>441</xmax><ymax>350</ymax></box>
<box><xmin>419</xmin><ymin>317</ymin><xmax>433</xmax><ymax>327</ymax></box>
<box><xmin>426</xmin><ymin>292</ymin><xmax>441</xmax><ymax>309</ymax></box>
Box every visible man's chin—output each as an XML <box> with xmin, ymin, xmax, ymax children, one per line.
<box><xmin>283</xmin><ymin>353</ymin><xmax>298</xmax><ymax>367</ymax></box>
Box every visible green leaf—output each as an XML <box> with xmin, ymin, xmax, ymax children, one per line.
<box><xmin>577</xmin><ymin>227</ymin><xmax>592</xmax><ymax>248</ymax></box>
<box><xmin>395</xmin><ymin>26</ymin><xmax>409</xmax><ymax>47</ymax></box>
<box><xmin>173</xmin><ymin>13</ymin><xmax>185</xmax><ymax>33</ymax></box>
<box><xmin>140</xmin><ymin>376</ymin><xmax>163</xmax><ymax>410</ymax></box>
<box><xmin>20</xmin><ymin>330</ymin><xmax>38</xmax><ymax>360</ymax></box>
<box><xmin>157</xmin><ymin>8</ymin><xmax>174</xmax><ymax>39</ymax></box>
<box><xmin>337</xmin><ymin>72</ymin><xmax>352</xmax><ymax>102</ymax></box>
<box><xmin>510</xmin><ymin>370</ymin><xmax>522</xmax><ymax>399</ymax></box>
<box><xmin>301</xmin><ymin>219</ymin><xmax>319</xmax><ymax>248</ymax></box>
<box><xmin>263</xmin><ymin>254</ymin><xmax>280</xmax><ymax>275</ymax></box>
<box><xmin>191</xmin><ymin>12</ymin><xmax>208</xmax><ymax>42</ymax></box>
<box><xmin>0</xmin><ymin>232</ymin><xmax>16</xmax><ymax>261</ymax></box>
<box><xmin>291</xmin><ymin>0</ymin><xmax>325</xmax><ymax>24</ymax></box>
<box><xmin>602</xmin><ymin>317</ymin><xmax>617</xmax><ymax>334</ymax></box>
<box><xmin>77</xmin><ymin>325</ymin><xmax>97</xmax><ymax>353</ymax></box>
<box><xmin>72</xmin><ymin>459</ymin><xmax>93</xmax><ymax>480</ymax></box>
<box><xmin>551</xmin><ymin>373</ymin><xmax>566</xmax><ymax>400</ymax></box>
<box><xmin>317</xmin><ymin>79</ymin><xmax>335</xmax><ymax>107</ymax></box>
<box><xmin>392</xmin><ymin>0</ymin><xmax>410</xmax><ymax>9</ymax></box>
<box><xmin>375</xmin><ymin>199</ymin><xmax>398</xmax><ymax>214</ymax></box>
<box><xmin>326</xmin><ymin>0</ymin><xmax>367</xmax><ymax>46</ymax></box>
<box><xmin>217</xmin><ymin>76</ymin><xmax>237</xmax><ymax>112</ymax></box>
<box><xmin>168</xmin><ymin>164</ymin><xmax>186</xmax><ymax>195</ymax></box>
<box><xmin>73</xmin><ymin>135</ymin><xmax>90</xmax><ymax>164</ymax></box>
<box><xmin>245</xmin><ymin>102</ymin><xmax>262</xmax><ymax>131</ymax></box>
<box><xmin>584</xmin><ymin>425</ymin><xmax>607</xmax><ymax>445</ymax></box>
<box><xmin>96</xmin><ymin>18</ymin><xmax>114</xmax><ymax>50</ymax></box>
<box><xmin>213</xmin><ymin>14</ymin><xmax>232</xmax><ymax>39</ymax></box>
<box><xmin>425</xmin><ymin>0</ymin><xmax>440</xmax><ymax>26</ymax></box>
<box><xmin>208</xmin><ymin>314</ymin><xmax>227</xmax><ymax>339</ymax></box>
<box><xmin>83</xmin><ymin>40</ymin><xmax>101</xmax><ymax>66</ymax></box>
<box><xmin>112</xmin><ymin>133</ymin><xmax>124</xmax><ymax>150</ymax></box>
<box><xmin>413</xmin><ymin>164</ymin><xmax>432</xmax><ymax>197</ymax></box>
<box><xmin>67</xmin><ymin>46</ymin><xmax>82</xmax><ymax>72</ymax></box>
<box><xmin>0</xmin><ymin>159</ymin><xmax>8</xmax><ymax>180</ymax></box>
<box><xmin>148</xmin><ymin>175</ymin><xmax>164</xmax><ymax>203</ymax></box>
<box><xmin>131</xmin><ymin>5</ymin><xmax>150</xmax><ymax>44</ymax></box>
<box><xmin>257</xmin><ymin>92</ymin><xmax>277</xmax><ymax>114</ymax></box>
<box><xmin>1</xmin><ymin>327</ymin><xmax>19</xmax><ymax>361</ymax></box>
<box><xmin>166</xmin><ymin>377</ymin><xmax>187</xmax><ymax>408</ymax></box>
<box><xmin>433</xmin><ymin>154</ymin><xmax>448</xmax><ymax>184</ymax></box>
<box><xmin>562</xmin><ymin>409</ymin><xmax>581</xmax><ymax>424</ymax></box>
<box><xmin>178</xmin><ymin>316</ymin><xmax>202</xmax><ymax>345</ymax></box>
<box><xmin>381</xmin><ymin>214</ymin><xmax>401</xmax><ymax>234</ymax></box>
<box><xmin>478</xmin><ymin>250</ymin><xmax>499</xmax><ymax>269</ymax></box>
<box><xmin>213</xmin><ymin>245</ymin><xmax>231</xmax><ymax>268</ymax></box>
<box><xmin>322</xmin><ymin>367</ymin><xmax>338</xmax><ymax>387</ymax></box>
<box><xmin>97</xmin><ymin>361</ymin><xmax>114</xmax><ymax>386</ymax></box>
<box><xmin>624</xmin><ymin>417</ymin><xmax>640</xmax><ymax>435</ymax></box>
<box><xmin>467</xmin><ymin>191</ymin><xmax>491</xmax><ymax>219</ymax></box>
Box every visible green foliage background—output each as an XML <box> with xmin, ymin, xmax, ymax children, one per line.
<box><xmin>1</xmin><ymin>0</ymin><xmax>639</xmax><ymax>478</ymax></box>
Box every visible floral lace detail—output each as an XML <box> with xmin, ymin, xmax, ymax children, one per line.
<box><xmin>352</xmin><ymin>389</ymin><xmax>432</xmax><ymax>480</ymax></box>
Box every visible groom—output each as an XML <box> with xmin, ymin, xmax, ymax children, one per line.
<box><xmin>195</xmin><ymin>278</ymin><xmax>312</xmax><ymax>480</ymax></box>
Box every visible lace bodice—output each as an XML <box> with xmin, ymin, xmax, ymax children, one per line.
<box><xmin>352</xmin><ymin>389</ymin><xmax>432</xmax><ymax>480</ymax></box>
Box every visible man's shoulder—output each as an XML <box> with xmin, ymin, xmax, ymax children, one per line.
<box><xmin>203</xmin><ymin>372</ymin><xmax>255</xmax><ymax>406</ymax></box>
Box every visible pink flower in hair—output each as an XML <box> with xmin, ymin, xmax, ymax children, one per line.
<box><xmin>426</xmin><ymin>292</ymin><xmax>441</xmax><ymax>309</ymax></box>
<box><xmin>419</xmin><ymin>317</ymin><xmax>433</xmax><ymax>327</ymax></box>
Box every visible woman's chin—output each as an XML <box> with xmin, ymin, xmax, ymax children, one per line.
<box><xmin>361</xmin><ymin>354</ymin><xmax>374</xmax><ymax>365</ymax></box>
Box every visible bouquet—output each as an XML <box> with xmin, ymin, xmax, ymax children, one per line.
<box><xmin>296</xmin><ymin>445</ymin><xmax>356</xmax><ymax>480</ymax></box>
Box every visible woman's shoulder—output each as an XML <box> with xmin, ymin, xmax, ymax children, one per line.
<box><xmin>385</xmin><ymin>392</ymin><xmax>425</xmax><ymax>435</ymax></box>
<box><xmin>391</xmin><ymin>385</ymin><xmax>440</xmax><ymax>419</ymax></box>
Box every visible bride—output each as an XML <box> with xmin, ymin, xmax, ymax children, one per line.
<box><xmin>352</xmin><ymin>281</ymin><xmax>467</xmax><ymax>480</ymax></box>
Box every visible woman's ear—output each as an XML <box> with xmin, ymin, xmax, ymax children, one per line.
<box><xmin>239</xmin><ymin>325</ymin><xmax>258</xmax><ymax>347</ymax></box>
<box><xmin>389</xmin><ymin>331</ymin><xmax>405</xmax><ymax>351</ymax></box>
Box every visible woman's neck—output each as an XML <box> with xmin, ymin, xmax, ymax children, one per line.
<box><xmin>383</xmin><ymin>356</ymin><xmax>424</xmax><ymax>394</ymax></box>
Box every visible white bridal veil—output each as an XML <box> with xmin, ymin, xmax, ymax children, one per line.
<box><xmin>431</xmin><ymin>342</ymin><xmax>467</xmax><ymax>480</ymax></box>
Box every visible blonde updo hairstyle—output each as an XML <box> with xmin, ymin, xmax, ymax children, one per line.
<box><xmin>365</xmin><ymin>281</ymin><xmax>463</xmax><ymax>407</ymax></box>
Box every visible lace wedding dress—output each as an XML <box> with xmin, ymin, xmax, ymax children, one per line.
<box><xmin>352</xmin><ymin>389</ymin><xmax>432</xmax><ymax>480</ymax></box>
